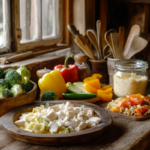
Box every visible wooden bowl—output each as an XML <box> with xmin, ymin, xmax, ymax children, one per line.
<box><xmin>0</xmin><ymin>82</ymin><xmax>37</xmax><ymax>117</ymax></box>
<box><xmin>0</xmin><ymin>101</ymin><xmax>112</xmax><ymax>145</ymax></box>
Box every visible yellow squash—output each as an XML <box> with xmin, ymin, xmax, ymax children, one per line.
<box><xmin>38</xmin><ymin>70</ymin><xmax>67</xmax><ymax>98</ymax></box>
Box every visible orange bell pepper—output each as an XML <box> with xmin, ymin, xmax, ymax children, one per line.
<box><xmin>83</xmin><ymin>83</ymin><xmax>97</xmax><ymax>94</ymax></box>
<box><xmin>98</xmin><ymin>87</ymin><xmax>112</xmax><ymax>94</ymax></box>
<box><xmin>110</xmin><ymin>106</ymin><xmax>119</xmax><ymax>112</ymax></box>
<box><xmin>91</xmin><ymin>73</ymin><xmax>102</xmax><ymax>79</ymax></box>
<box><xmin>83</xmin><ymin>76</ymin><xmax>97</xmax><ymax>83</ymax></box>
<box><xmin>101</xmin><ymin>85</ymin><xmax>111</xmax><ymax>90</ymax></box>
<box><xmin>129</xmin><ymin>94</ymin><xmax>145</xmax><ymax>100</ymax></box>
<box><xmin>86</xmin><ymin>79</ymin><xmax>101</xmax><ymax>89</ymax></box>
<box><xmin>97</xmin><ymin>90</ymin><xmax>112</xmax><ymax>101</ymax></box>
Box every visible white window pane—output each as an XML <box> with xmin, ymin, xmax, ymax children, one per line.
<box><xmin>20</xmin><ymin>0</ymin><xmax>42</xmax><ymax>44</ymax></box>
<box><xmin>0</xmin><ymin>0</ymin><xmax>3</xmax><ymax>48</ymax></box>
<box><xmin>42</xmin><ymin>0</ymin><xmax>63</xmax><ymax>40</ymax></box>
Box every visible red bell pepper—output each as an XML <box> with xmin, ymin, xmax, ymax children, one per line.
<box><xmin>54</xmin><ymin>55</ymin><xmax>79</xmax><ymax>83</ymax></box>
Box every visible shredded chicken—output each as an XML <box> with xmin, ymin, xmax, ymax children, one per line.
<box><xmin>15</xmin><ymin>102</ymin><xmax>101</xmax><ymax>134</ymax></box>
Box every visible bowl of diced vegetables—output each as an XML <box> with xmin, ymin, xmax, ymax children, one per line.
<box><xmin>0</xmin><ymin>66</ymin><xmax>37</xmax><ymax>117</ymax></box>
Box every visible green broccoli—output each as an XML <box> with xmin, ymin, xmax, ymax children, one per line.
<box><xmin>39</xmin><ymin>117</ymin><xmax>49</xmax><ymax>124</ymax></box>
<box><xmin>5</xmin><ymin>70</ymin><xmax>23</xmax><ymax>86</ymax></box>
<box><xmin>11</xmin><ymin>84</ymin><xmax>25</xmax><ymax>97</ymax></box>
<box><xmin>2</xmin><ymin>68</ymin><xmax>16</xmax><ymax>78</ymax></box>
<box><xmin>0</xmin><ymin>79</ymin><xmax>10</xmax><ymax>89</ymax></box>
<box><xmin>0</xmin><ymin>67</ymin><xmax>4</xmax><ymax>78</ymax></box>
<box><xmin>0</xmin><ymin>88</ymin><xmax>13</xmax><ymax>98</ymax></box>
<box><xmin>17</xmin><ymin>66</ymin><xmax>31</xmax><ymax>79</ymax></box>
<box><xmin>21</xmin><ymin>77</ymin><xmax>34</xmax><ymax>92</ymax></box>
<box><xmin>41</xmin><ymin>91</ymin><xmax>58</xmax><ymax>101</ymax></box>
<box><xmin>59</xmin><ymin>127</ymin><xmax>70</xmax><ymax>134</ymax></box>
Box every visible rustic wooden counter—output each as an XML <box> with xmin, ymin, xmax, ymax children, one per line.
<box><xmin>1</xmin><ymin>101</ymin><xmax>150</xmax><ymax>150</ymax></box>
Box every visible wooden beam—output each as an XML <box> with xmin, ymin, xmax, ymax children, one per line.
<box><xmin>63</xmin><ymin>0</ymin><xmax>72</xmax><ymax>45</ymax></box>
<box><xmin>100</xmin><ymin>0</ymin><xmax>107</xmax><ymax>49</ymax></box>
<box><xmin>120</xmin><ymin>0</ymin><xmax>150</xmax><ymax>3</ymax></box>
<box><xmin>144</xmin><ymin>4</ymin><xmax>150</xmax><ymax>33</ymax></box>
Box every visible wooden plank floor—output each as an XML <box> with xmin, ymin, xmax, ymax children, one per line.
<box><xmin>0</xmin><ymin>101</ymin><xmax>150</xmax><ymax>150</ymax></box>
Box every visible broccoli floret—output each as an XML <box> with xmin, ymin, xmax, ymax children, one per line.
<box><xmin>17</xmin><ymin>66</ymin><xmax>31</xmax><ymax>79</ymax></box>
<box><xmin>41</xmin><ymin>91</ymin><xmax>58</xmax><ymax>101</ymax></box>
<box><xmin>21</xmin><ymin>77</ymin><xmax>34</xmax><ymax>92</ymax></box>
<box><xmin>0</xmin><ymin>68</ymin><xmax>4</xmax><ymax>78</ymax></box>
<box><xmin>0</xmin><ymin>88</ymin><xmax>13</xmax><ymax>98</ymax></box>
<box><xmin>39</xmin><ymin>117</ymin><xmax>49</xmax><ymax>124</ymax></box>
<box><xmin>0</xmin><ymin>79</ymin><xmax>10</xmax><ymax>89</ymax></box>
<box><xmin>59</xmin><ymin>127</ymin><xmax>70</xmax><ymax>134</ymax></box>
<box><xmin>2</xmin><ymin>69</ymin><xmax>16</xmax><ymax>78</ymax></box>
<box><xmin>11</xmin><ymin>84</ymin><xmax>25</xmax><ymax>97</ymax></box>
<box><xmin>5</xmin><ymin>70</ymin><xmax>23</xmax><ymax>86</ymax></box>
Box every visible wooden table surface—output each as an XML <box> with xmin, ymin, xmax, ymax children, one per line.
<box><xmin>1</xmin><ymin>101</ymin><xmax>150</xmax><ymax>150</ymax></box>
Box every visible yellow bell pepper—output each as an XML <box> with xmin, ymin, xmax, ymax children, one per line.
<box><xmin>110</xmin><ymin>106</ymin><xmax>119</xmax><ymax>112</ymax></box>
<box><xmin>83</xmin><ymin>83</ymin><xmax>97</xmax><ymax>94</ymax></box>
<box><xmin>97</xmin><ymin>90</ymin><xmax>112</xmax><ymax>101</ymax></box>
<box><xmin>91</xmin><ymin>73</ymin><xmax>102</xmax><ymax>79</ymax></box>
<box><xmin>38</xmin><ymin>70</ymin><xmax>67</xmax><ymax>98</ymax></box>
<box><xmin>83</xmin><ymin>73</ymin><xmax>103</xmax><ymax>83</ymax></box>
<box><xmin>83</xmin><ymin>76</ymin><xmax>97</xmax><ymax>83</ymax></box>
<box><xmin>86</xmin><ymin>79</ymin><xmax>101</xmax><ymax>89</ymax></box>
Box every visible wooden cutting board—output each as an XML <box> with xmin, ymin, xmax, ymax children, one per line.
<box><xmin>0</xmin><ymin>101</ymin><xmax>112</xmax><ymax>146</ymax></box>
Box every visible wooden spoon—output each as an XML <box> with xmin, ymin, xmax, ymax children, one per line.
<box><xmin>104</xmin><ymin>29</ymin><xmax>117</xmax><ymax>58</ymax></box>
<box><xmin>68</xmin><ymin>24</ymin><xmax>95</xmax><ymax>60</ymax></box>
<box><xmin>123</xmin><ymin>25</ymin><xmax>140</xmax><ymax>58</ymax></box>
<box><xmin>124</xmin><ymin>36</ymin><xmax>148</xmax><ymax>59</ymax></box>
<box><xmin>96</xmin><ymin>20</ymin><xmax>102</xmax><ymax>59</ymax></box>
<box><xmin>119</xmin><ymin>27</ymin><xmax>125</xmax><ymax>53</ymax></box>
<box><xmin>86</xmin><ymin>29</ymin><xmax>100</xmax><ymax>60</ymax></box>
<box><xmin>111</xmin><ymin>33</ymin><xmax>124</xmax><ymax>59</ymax></box>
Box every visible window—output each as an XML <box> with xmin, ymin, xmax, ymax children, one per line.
<box><xmin>0</xmin><ymin>0</ymin><xmax>11</xmax><ymax>52</ymax></box>
<box><xmin>0</xmin><ymin>0</ymin><xmax>70</xmax><ymax>54</ymax></box>
<box><xmin>19</xmin><ymin>0</ymin><xmax>63</xmax><ymax>44</ymax></box>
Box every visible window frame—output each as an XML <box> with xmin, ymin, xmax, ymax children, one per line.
<box><xmin>0</xmin><ymin>0</ymin><xmax>11</xmax><ymax>53</ymax></box>
<box><xmin>11</xmin><ymin>0</ymin><xmax>71</xmax><ymax>53</ymax></box>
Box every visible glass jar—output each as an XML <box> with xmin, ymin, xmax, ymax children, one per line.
<box><xmin>113</xmin><ymin>60</ymin><xmax>148</xmax><ymax>98</ymax></box>
<box><xmin>74</xmin><ymin>54</ymin><xmax>91</xmax><ymax>81</ymax></box>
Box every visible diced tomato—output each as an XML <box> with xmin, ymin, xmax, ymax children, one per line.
<box><xmin>135</xmin><ymin>108</ymin><xmax>143</xmax><ymax>116</ymax></box>
<box><xmin>127</xmin><ymin>101</ymin><xmax>134</xmax><ymax>106</ymax></box>
<box><xmin>117</xmin><ymin>101</ymin><xmax>129</xmax><ymax>108</ymax></box>
<box><xmin>145</xmin><ymin>96</ymin><xmax>150</xmax><ymax>101</ymax></box>
<box><xmin>128</xmin><ymin>97</ymin><xmax>143</xmax><ymax>105</ymax></box>
<box><xmin>142</xmin><ymin>107</ymin><xmax>148</xmax><ymax>113</ymax></box>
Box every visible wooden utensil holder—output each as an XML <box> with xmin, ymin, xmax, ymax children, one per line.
<box><xmin>90</xmin><ymin>60</ymin><xmax>108</xmax><ymax>83</ymax></box>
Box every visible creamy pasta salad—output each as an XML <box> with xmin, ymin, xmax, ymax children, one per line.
<box><xmin>15</xmin><ymin>102</ymin><xmax>101</xmax><ymax>134</ymax></box>
<box><xmin>107</xmin><ymin>94</ymin><xmax>150</xmax><ymax>116</ymax></box>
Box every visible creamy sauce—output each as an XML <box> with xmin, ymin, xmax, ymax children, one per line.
<box><xmin>113</xmin><ymin>72</ymin><xmax>148</xmax><ymax>97</ymax></box>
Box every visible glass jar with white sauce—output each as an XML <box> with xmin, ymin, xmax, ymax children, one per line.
<box><xmin>113</xmin><ymin>60</ymin><xmax>148</xmax><ymax>98</ymax></box>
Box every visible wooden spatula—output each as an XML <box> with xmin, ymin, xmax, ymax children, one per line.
<box><xmin>111</xmin><ymin>33</ymin><xmax>124</xmax><ymax>59</ymax></box>
<box><xmin>124</xmin><ymin>36</ymin><xmax>148</xmax><ymax>59</ymax></box>
<box><xmin>123</xmin><ymin>25</ymin><xmax>140</xmax><ymax>58</ymax></box>
<box><xmin>96</xmin><ymin>20</ymin><xmax>102</xmax><ymax>59</ymax></box>
<box><xmin>86</xmin><ymin>29</ymin><xmax>100</xmax><ymax>60</ymax></box>
<box><xmin>67</xmin><ymin>24</ymin><xmax>95</xmax><ymax>60</ymax></box>
<box><xmin>75</xmin><ymin>35</ymin><xmax>95</xmax><ymax>60</ymax></box>
<box><xmin>119</xmin><ymin>27</ymin><xmax>125</xmax><ymax>53</ymax></box>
